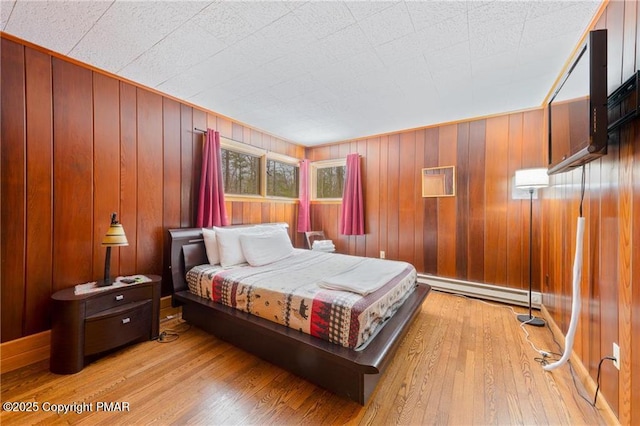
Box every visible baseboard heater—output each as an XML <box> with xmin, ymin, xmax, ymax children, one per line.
<box><xmin>417</xmin><ymin>273</ymin><xmax>541</xmax><ymax>308</ymax></box>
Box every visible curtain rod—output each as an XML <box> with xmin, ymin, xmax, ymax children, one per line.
<box><xmin>193</xmin><ymin>127</ymin><xmax>272</xmax><ymax>153</ymax></box>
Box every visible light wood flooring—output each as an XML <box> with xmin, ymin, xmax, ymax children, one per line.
<box><xmin>1</xmin><ymin>290</ymin><xmax>606</xmax><ymax>425</ymax></box>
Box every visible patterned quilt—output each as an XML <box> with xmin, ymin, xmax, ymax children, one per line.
<box><xmin>186</xmin><ymin>250</ymin><xmax>417</xmax><ymax>350</ymax></box>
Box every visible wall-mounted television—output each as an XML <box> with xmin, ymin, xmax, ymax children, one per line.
<box><xmin>548</xmin><ymin>29</ymin><xmax>607</xmax><ymax>175</ymax></box>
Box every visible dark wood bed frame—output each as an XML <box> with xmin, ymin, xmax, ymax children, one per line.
<box><xmin>169</xmin><ymin>225</ymin><xmax>431</xmax><ymax>405</ymax></box>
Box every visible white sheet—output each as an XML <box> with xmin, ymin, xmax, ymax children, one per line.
<box><xmin>317</xmin><ymin>258</ymin><xmax>408</xmax><ymax>295</ymax></box>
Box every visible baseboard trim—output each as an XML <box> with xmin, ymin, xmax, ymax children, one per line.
<box><xmin>540</xmin><ymin>305</ymin><xmax>620</xmax><ymax>426</ymax></box>
<box><xmin>1</xmin><ymin>295</ymin><xmax>179</xmax><ymax>375</ymax></box>
<box><xmin>1</xmin><ymin>330</ymin><xmax>50</xmax><ymax>375</ymax></box>
<box><xmin>417</xmin><ymin>273</ymin><xmax>541</xmax><ymax>308</ymax></box>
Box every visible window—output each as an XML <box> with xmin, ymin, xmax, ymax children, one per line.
<box><xmin>219</xmin><ymin>137</ymin><xmax>300</xmax><ymax>200</ymax></box>
<box><xmin>266</xmin><ymin>159</ymin><xmax>299</xmax><ymax>198</ymax></box>
<box><xmin>221</xmin><ymin>149</ymin><xmax>260</xmax><ymax>195</ymax></box>
<box><xmin>311</xmin><ymin>159</ymin><xmax>346</xmax><ymax>200</ymax></box>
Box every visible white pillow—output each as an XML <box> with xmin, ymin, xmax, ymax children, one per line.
<box><xmin>202</xmin><ymin>228</ymin><xmax>219</xmax><ymax>265</ymax></box>
<box><xmin>255</xmin><ymin>223</ymin><xmax>288</xmax><ymax>231</ymax></box>
<box><xmin>240</xmin><ymin>228</ymin><xmax>294</xmax><ymax>267</ymax></box>
<box><xmin>213</xmin><ymin>226</ymin><xmax>262</xmax><ymax>267</ymax></box>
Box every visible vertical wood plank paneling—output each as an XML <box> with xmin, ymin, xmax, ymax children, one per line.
<box><xmin>136</xmin><ymin>89</ymin><xmax>164</xmax><ymax>275</ymax></box>
<box><xmin>3</xmin><ymin>20</ymin><xmax>637</xmax><ymax>417</ymax></box>
<box><xmin>622</xmin><ymin>0</ymin><xmax>637</xmax><ymax>80</ymax></box>
<box><xmin>242</xmin><ymin>202</ymin><xmax>252</xmax><ymax>225</ymax></box>
<box><xmin>242</xmin><ymin>126</ymin><xmax>251</xmax><ymax>146</ymax></box>
<box><xmin>52</xmin><ymin>58</ymin><xmax>93</xmax><ymax>290</ymax></box>
<box><xmin>413</xmin><ymin>130</ymin><xmax>425</xmax><ymax>273</ymax></box>
<box><xmin>398</xmin><ymin>132</ymin><xmax>416</xmax><ymax>264</ymax></box>
<box><xmin>631</xmin><ymin>119</ymin><xmax>640</xmax><ymax>426</ymax></box>
<box><xmin>163</xmin><ymin>98</ymin><xmax>182</xmax><ymax>294</ymax></box>
<box><xmin>606</xmin><ymin>0</ymin><xmax>625</xmax><ymax>90</ymax></box>
<box><xmin>365</xmin><ymin>138</ymin><xmax>380</xmax><ymax>259</ymax></box>
<box><xmin>261</xmin><ymin>202</ymin><xmax>271</xmax><ymax>223</ymax></box>
<box><xmin>423</xmin><ymin>128</ymin><xmax>439</xmax><ymax>274</ymax></box>
<box><xmin>1</xmin><ymin>37</ymin><xmax>303</xmax><ymax>342</ymax></box>
<box><xmin>180</xmin><ymin>105</ymin><xmax>193</xmax><ymax>228</ymax></box>
<box><xmin>92</xmin><ymin>73</ymin><xmax>121</xmax><ymax>281</ymax></box>
<box><xmin>1</xmin><ymin>39</ymin><xmax>26</xmax><ymax>342</ymax></box>
<box><xmin>232</xmin><ymin>202</ymin><xmax>243</xmax><ymax>224</ymax></box>
<box><xmin>119</xmin><ymin>82</ymin><xmax>138</xmax><ymax>275</ymax></box>
<box><xmin>484</xmin><ymin>116</ymin><xmax>509</xmax><ymax>285</ymax></box>
<box><xmin>250</xmin><ymin>202</ymin><xmax>261</xmax><ymax>224</ymax></box>
<box><xmin>437</xmin><ymin>125</ymin><xmax>457</xmax><ymax>278</ymax></box>
<box><xmin>455</xmin><ymin>123</ymin><xmax>470</xmax><ymax>279</ymax></box>
<box><xmin>467</xmin><ymin>120</ymin><xmax>486</xmax><ymax>282</ymax></box>
<box><xmin>379</xmin><ymin>136</ymin><xmax>389</xmax><ymax>259</ymax></box>
<box><xmin>217</xmin><ymin>116</ymin><xmax>233</xmax><ymax>139</ymax></box>
<box><xmin>355</xmin><ymin>140</ymin><xmax>367</xmax><ymax>257</ymax></box>
<box><xmin>506</xmin><ymin>114</ymin><xmax>524</xmax><ymax>289</ymax></box>
<box><xmin>542</xmin><ymin>2</ymin><xmax>639</xmax><ymax>418</ymax></box>
<box><xmin>232</xmin><ymin>122</ymin><xmax>243</xmax><ymax>142</ymax></box>
<box><xmin>583</xmin><ymin>162</ymin><xmax>600</xmax><ymax>377</ymax></box>
<box><xmin>617</xmin><ymin>122</ymin><xmax>633</xmax><ymax>426</ymax></box>
<box><xmin>523</xmin><ymin>110</ymin><xmax>545</xmax><ymax>290</ymax></box>
<box><xmin>24</xmin><ymin>47</ymin><xmax>53</xmax><ymax>335</ymax></box>
<box><xmin>386</xmin><ymin>135</ymin><xmax>400</xmax><ymax>260</ymax></box>
<box><xmin>251</xmin><ymin>128</ymin><xmax>263</xmax><ymax>149</ymax></box>
<box><xmin>599</xmin><ymin>122</ymin><xmax>620</xmax><ymax>415</ymax></box>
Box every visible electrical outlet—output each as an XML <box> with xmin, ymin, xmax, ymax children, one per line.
<box><xmin>613</xmin><ymin>342</ymin><xmax>620</xmax><ymax>370</ymax></box>
<box><xmin>380</xmin><ymin>251</ymin><xmax>385</xmax><ymax>259</ymax></box>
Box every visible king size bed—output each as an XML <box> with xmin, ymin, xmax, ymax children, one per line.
<box><xmin>169</xmin><ymin>223</ymin><xmax>430</xmax><ymax>405</ymax></box>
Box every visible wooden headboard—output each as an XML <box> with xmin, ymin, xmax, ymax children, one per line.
<box><xmin>168</xmin><ymin>223</ymin><xmax>290</xmax><ymax>296</ymax></box>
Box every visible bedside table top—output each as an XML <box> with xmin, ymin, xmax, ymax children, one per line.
<box><xmin>52</xmin><ymin>274</ymin><xmax>161</xmax><ymax>301</ymax></box>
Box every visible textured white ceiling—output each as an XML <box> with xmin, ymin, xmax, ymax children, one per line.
<box><xmin>1</xmin><ymin>0</ymin><xmax>602</xmax><ymax>146</ymax></box>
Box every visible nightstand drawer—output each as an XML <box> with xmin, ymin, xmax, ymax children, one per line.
<box><xmin>85</xmin><ymin>286</ymin><xmax>151</xmax><ymax>317</ymax></box>
<box><xmin>84</xmin><ymin>300</ymin><xmax>152</xmax><ymax>355</ymax></box>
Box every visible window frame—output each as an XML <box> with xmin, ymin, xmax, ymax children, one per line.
<box><xmin>310</xmin><ymin>158</ymin><xmax>347</xmax><ymax>202</ymax></box>
<box><xmin>266</xmin><ymin>154</ymin><xmax>300</xmax><ymax>199</ymax></box>
<box><xmin>220</xmin><ymin>137</ymin><xmax>300</xmax><ymax>201</ymax></box>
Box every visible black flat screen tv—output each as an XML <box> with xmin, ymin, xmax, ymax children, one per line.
<box><xmin>548</xmin><ymin>29</ymin><xmax>607</xmax><ymax>175</ymax></box>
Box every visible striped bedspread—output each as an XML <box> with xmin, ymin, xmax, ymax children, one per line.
<box><xmin>186</xmin><ymin>250</ymin><xmax>417</xmax><ymax>349</ymax></box>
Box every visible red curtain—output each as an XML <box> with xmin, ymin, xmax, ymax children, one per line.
<box><xmin>297</xmin><ymin>159</ymin><xmax>311</xmax><ymax>232</ymax></box>
<box><xmin>196</xmin><ymin>129</ymin><xmax>229</xmax><ymax>227</ymax></box>
<box><xmin>340</xmin><ymin>153</ymin><xmax>364</xmax><ymax>235</ymax></box>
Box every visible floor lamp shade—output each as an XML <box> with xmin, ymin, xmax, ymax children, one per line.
<box><xmin>515</xmin><ymin>168</ymin><xmax>548</xmax><ymax>327</ymax></box>
<box><xmin>100</xmin><ymin>213</ymin><xmax>128</xmax><ymax>286</ymax></box>
<box><xmin>515</xmin><ymin>168</ymin><xmax>549</xmax><ymax>189</ymax></box>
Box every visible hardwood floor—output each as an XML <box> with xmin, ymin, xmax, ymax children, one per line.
<box><xmin>1</xmin><ymin>291</ymin><xmax>606</xmax><ymax>425</ymax></box>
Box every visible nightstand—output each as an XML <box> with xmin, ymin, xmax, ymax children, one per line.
<box><xmin>50</xmin><ymin>275</ymin><xmax>161</xmax><ymax>374</ymax></box>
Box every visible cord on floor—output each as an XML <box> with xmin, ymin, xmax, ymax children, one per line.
<box><xmin>448</xmin><ymin>291</ymin><xmax>610</xmax><ymax>412</ymax></box>
<box><xmin>155</xmin><ymin>318</ymin><xmax>191</xmax><ymax>343</ymax></box>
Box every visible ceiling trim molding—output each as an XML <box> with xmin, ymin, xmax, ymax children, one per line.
<box><xmin>541</xmin><ymin>0</ymin><xmax>610</xmax><ymax>106</ymax></box>
<box><xmin>0</xmin><ymin>31</ymin><xmax>300</xmax><ymax>147</ymax></box>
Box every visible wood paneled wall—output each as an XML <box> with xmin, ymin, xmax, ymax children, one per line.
<box><xmin>0</xmin><ymin>36</ymin><xmax>304</xmax><ymax>343</ymax></box>
<box><xmin>306</xmin><ymin>110</ymin><xmax>545</xmax><ymax>289</ymax></box>
<box><xmin>541</xmin><ymin>1</ymin><xmax>639</xmax><ymax>424</ymax></box>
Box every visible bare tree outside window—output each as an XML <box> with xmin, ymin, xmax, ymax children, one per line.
<box><xmin>266</xmin><ymin>160</ymin><xmax>299</xmax><ymax>198</ymax></box>
<box><xmin>221</xmin><ymin>149</ymin><xmax>260</xmax><ymax>195</ymax></box>
<box><xmin>316</xmin><ymin>165</ymin><xmax>345</xmax><ymax>199</ymax></box>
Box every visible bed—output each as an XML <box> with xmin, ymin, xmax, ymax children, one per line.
<box><xmin>169</xmin><ymin>224</ymin><xmax>431</xmax><ymax>405</ymax></box>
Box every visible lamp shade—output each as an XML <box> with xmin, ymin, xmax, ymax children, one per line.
<box><xmin>102</xmin><ymin>223</ymin><xmax>128</xmax><ymax>246</ymax></box>
<box><xmin>514</xmin><ymin>168</ymin><xmax>549</xmax><ymax>189</ymax></box>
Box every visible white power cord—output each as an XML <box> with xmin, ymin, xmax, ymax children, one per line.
<box><xmin>543</xmin><ymin>216</ymin><xmax>585</xmax><ymax>371</ymax></box>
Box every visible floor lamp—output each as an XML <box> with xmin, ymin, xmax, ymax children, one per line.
<box><xmin>514</xmin><ymin>168</ymin><xmax>548</xmax><ymax>327</ymax></box>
